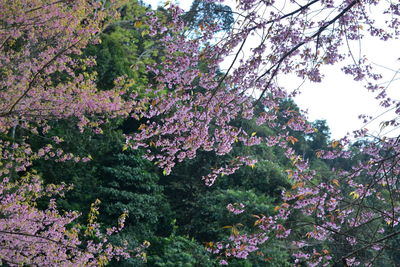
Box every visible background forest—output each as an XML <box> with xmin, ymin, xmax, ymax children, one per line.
<box><xmin>2</xmin><ymin>0</ymin><xmax>400</xmax><ymax>266</ymax></box>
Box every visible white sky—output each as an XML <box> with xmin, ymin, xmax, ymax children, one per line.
<box><xmin>142</xmin><ymin>0</ymin><xmax>400</xmax><ymax>140</ymax></box>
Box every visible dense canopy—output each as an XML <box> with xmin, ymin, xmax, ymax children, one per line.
<box><xmin>1</xmin><ymin>0</ymin><xmax>400</xmax><ymax>266</ymax></box>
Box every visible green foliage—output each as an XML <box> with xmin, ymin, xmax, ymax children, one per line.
<box><xmin>86</xmin><ymin>27</ymin><xmax>144</xmax><ymax>90</ymax></box>
<box><xmin>147</xmin><ymin>222</ymin><xmax>217</xmax><ymax>267</ymax></box>
<box><xmin>187</xmin><ymin>189</ymin><xmax>275</xmax><ymax>241</ymax></box>
<box><xmin>183</xmin><ymin>0</ymin><xmax>234</xmax><ymax>32</ymax></box>
<box><xmin>219</xmin><ymin>153</ymin><xmax>289</xmax><ymax>197</ymax></box>
<box><xmin>84</xmin><ymin>0</ymin><xmax>157</xmax><ymax>92</ymax></box>
<box><xmin>30</xmin><ymin>120</ymin><xmax>124</xmax><ymax>213</ymax></box>
<box><xmin>98</xmin><ymin>150</ymin><xmax>171</xmax><ymax>240</ymax></box>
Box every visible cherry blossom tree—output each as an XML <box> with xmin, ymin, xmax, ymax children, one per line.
<box><xmin>2</xmin><ymin>0</ymin><xmax>400</xmax><ymax>265</ymax></box>
<box><xmin>0</xmin><ymin>171</ymin><xmax>132</xmax><ymax>266</ymax></box>
<box><xmin>125</xmin><ymin>1</ymin><xmax>400</xmax><ymax>265</ymax></box>
<box><xmin>0</xmin><ymin>0</ymin><xmax>138</xmax><ymax>265</ymax></box>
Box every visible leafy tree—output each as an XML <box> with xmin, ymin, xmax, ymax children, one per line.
<box><xmin>84</xmin><ymin>0</ymin><xmax>157</xmax><ymax>91</ymax></box>
<box><xmin>0</xmin><ymin>0</ymin><xmax>133</xmax><ymax>264</ymax></box>
<box><xmin>147</xmin><ymin>230</ymin><xmax>217</xmax><ymax>267</ymax></box>
<box><xmin>98</xmin><ymin>151</ymin><xmax>171</xmax><ymax>241</ymax></box>
<box><xmin>29</xmin><ymin>120</ymin><xmax>123</xmax><ymax>211</ymax></box>
<box><xmin>183</xmin><ymin>0</ymin><xmax>234</xmax><ymax>32</ymax></box>
<box><xmin>186</xmin><ymin>189</ymin><xmax>274</xmax><ymax>240</ymax></box>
